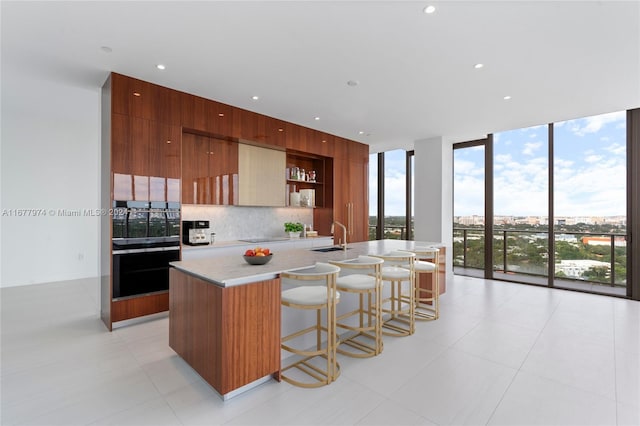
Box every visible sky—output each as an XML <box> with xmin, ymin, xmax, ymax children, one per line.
<box><xmin>370</xmin><ymin>109</ymin><xmax>628</xmax><ymax>219</ymax></box>
<box><xmin>454</xmin><ymin>110</ymin><xmax>627</xmax><ymax>218</ymax></box>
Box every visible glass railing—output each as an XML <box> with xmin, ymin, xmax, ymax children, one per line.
<box><xmin>453</xmin><ymin>227</ymin><xmax>627</xmax><ymax>287</ymax></box>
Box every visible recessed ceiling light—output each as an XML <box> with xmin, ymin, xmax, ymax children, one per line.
<box><xmin>347</xmin><ymin>80</ymin><xmax>359</xmax><ymax>87</ymax></box>
<box><xmin>503</xmin><ymin>95</ymin><xmax>512</xmax><ymax>100</ymax></box>
<box><xmin>322</xmin><ymin>139</ymin><xmax>327</xmax><ymax>143</ymax></box>
<box><xmin>424</xmin><ymin>5</ymin><xmax>436</xmax><ymax>14</ymax></box>
<box><xmin>314</xmin><ymin>117</ymin><xmax>320</xmax><ymax>121</ymax></box>
<box><xmin>156</xmin><ymin>64</ymin><xmax>166</xmax><ymax>70</ymax></box>
<box><xmin>166</xmin><ymin>140</ymin><xmax>172</xmax><ymax>144</ymax></box>
<box><xmin>100</xmin><ymin>46</ymin><xmax>112</xmax><ymax>53</ymax></box>
<box><xmin>278</xmin><ymin>128</ymin><xmax>284</xmax><ymax>132</ymax></box>
<box><xmin>474</xmin><ymin>63</ymin><xmax>484</xmax><ymax>69</ymax></box>
<box><xmin>358</xmin><ymin>131</ymin><xmax>365</xmax><ymax>135</ymax></box>
<box><xmin>133</xmin><ymin>92</ymin><xmax>141</xmax><ymax>97</ymax></box>
<box><xmin>251</xmin><ymin>95</ymin><xmax>259</xmax><ymax>100</ymax></box>
<box><xmin>218</xmin><ymin>113</ymin><xmax>224</xmax><ymax>117</ymax></box>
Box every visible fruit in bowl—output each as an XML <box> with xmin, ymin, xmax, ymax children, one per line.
<box><xmin>243</xmin><ymin>247</ymin><xmax>273</xmax><ymax>265</ymax></box>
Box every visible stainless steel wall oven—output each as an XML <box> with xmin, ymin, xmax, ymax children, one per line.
<box><xmin>112</xmin><ymin>201</ymin><xmax>180</xmax><ymax>299</ymax></box>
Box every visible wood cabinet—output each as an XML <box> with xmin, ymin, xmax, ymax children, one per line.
<box><xmin>238</xmin><ymin>144</ymin><xmax>286</xmax><ymax>206</ymax></box>
<box><xmin>169</xmin><ymin>269</ymin><xmax>281</xmax><ymax>397</ymax></box>
<box><xmin>181</xmin><ymin>132</ymin><xmax>238</xmax><ymax>205</ymax></box>
<box><xmin>111</xmin><ymin>114</ymin><xmax>180</xmax><ymax>202</ymax></box>
<box><xmin>103</xmin><ymin>72</ymin><xmax>370</xmax><ymax>330</ymax></box>
<box><xmin>333</xmin><ymin>139</ymin><xmax>369</xmax><ymax>243</ymax></box>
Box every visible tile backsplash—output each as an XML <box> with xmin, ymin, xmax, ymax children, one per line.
<box><xmin>181</xmin><ymin>205</ymin><xmax>314</xmax><ymax>242</ymax></box>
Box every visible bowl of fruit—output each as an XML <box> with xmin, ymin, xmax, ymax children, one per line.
<box><xmin>243</xmin><ymin>247</ymin><xmax>273</xmax><ymax>265</ymax></box>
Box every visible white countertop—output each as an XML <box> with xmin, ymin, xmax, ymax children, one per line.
<box><xmin>171</xmin><ymin>239</ymin><xmax>443</xmax><ymax>287</ymax></box>
<box><xmin>180</xmin><ymin>236</ymin><xmax>333</xmax><ymax>251</ymax></box>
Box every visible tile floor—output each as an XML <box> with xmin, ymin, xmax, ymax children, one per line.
<box><xmin>1</xmin><ymin>275</ymin><xmax>638</xmax><ymax>425</ymax></box>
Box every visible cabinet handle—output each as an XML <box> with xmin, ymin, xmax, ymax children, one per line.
<box><xmin>348</xmin><ymin>202</ymin><xmax>353</xmax><ymax>236</ymax></box>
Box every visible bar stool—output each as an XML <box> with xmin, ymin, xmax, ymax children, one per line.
<box><xmin>280</xmin><ymin>262</ymin><xmax>341</xmax><ymax>387</ymax></box>
<box><xmin>372</xmin><ymin>251</ymin><xmax>416</xmax><ymax>337</ymax></box>
<box><xmin>329</xmin><ymin>256</ymin><xmax>384</xmax><ymax>358</ymax></box>
<box><xmin>402</xmin><ymin>247</ymin><xmax>440</xmax><ymax>321</ymax></box>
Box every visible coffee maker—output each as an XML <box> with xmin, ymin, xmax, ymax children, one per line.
<box><xmin>182</xmin><ymin>220</ymin><xmax>210</xmax><ymax>245</ymax></box>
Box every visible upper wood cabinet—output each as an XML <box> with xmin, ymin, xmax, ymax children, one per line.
<box><xmin>236</xmin><ymin>109</ymin><xmax>266</xmax><ymax>144</ymax></box>
<box><xmin>238</xmin><ymin>144</ymin><xmax>286</xmax><ymax>206</ymax></box>
<box><xmin>111</xmin><ymin>73</ymin><xmax>181</xmax><ymax>125</ymax></box>
<box><xmin>111</xmin><ymin>114</ymin><xmax>181</xmax><ymax>202</ymax></box>
<box><xmin>181</xmin><ymin>133</ymin><xmax>238</xmax><ymax>205</ymax></box>
<box><xmin>264</xmin><ymin>117</ymin><xmax>287</xmax><ymax>148</ymax></box>
<box><xmin>107</xmin><ymin>73</ymin><xmax>368</xmax><ymax>231</ymax></box>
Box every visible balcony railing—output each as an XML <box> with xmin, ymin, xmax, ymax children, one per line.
<box><xmin>453</xmin><ymin>227</ymin><xmax>627</xmax><ymax>287</ymax></box>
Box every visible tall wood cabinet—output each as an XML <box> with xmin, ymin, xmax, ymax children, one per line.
<box><xmin>333</xmin><ymin>139</ymin><xmax>369</xmax><ymax>243</ymax></box>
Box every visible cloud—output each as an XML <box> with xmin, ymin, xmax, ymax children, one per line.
<box><xmin>523</xmin><ymin>141</ymin><xmax>542</xmax><ymax>156</ymax></box>
<box><xmin>604</xmin><ymin>143</ymin><xmax>625</xmax><ymax>155</ymax></box>
<box><xmin>584</xmin><ymin>154</ymin><xmax>603</xmax><ymax>163</ymax></box>
<box><xmin>565</xmin><ymin>110</ymin><xmax>626</xmax><ymax>137</ymax></box>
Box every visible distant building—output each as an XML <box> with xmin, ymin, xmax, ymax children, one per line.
<box><xmin>582</xmin><ymin>236</ymin><xmax>627</xmax><ymax>247</ymax></box>
<box><xmin>555</xmin><ymin>259</ymin><xmax>610</xmax><ymax>279</ymax></box>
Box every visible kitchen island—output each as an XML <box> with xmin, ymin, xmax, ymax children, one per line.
<box><xmin>169</xmin><ymin>239</ymin><xmax>445</xmax><ymax>399</ymax></box>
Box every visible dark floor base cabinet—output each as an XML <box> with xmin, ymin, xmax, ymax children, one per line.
<box><xmin>169</xmin><ymin>269</ymin><xmax>281</xmax><ymax>397</ymax></box>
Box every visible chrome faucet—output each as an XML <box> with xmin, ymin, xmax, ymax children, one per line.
<box><xmin>331</xmin><ymin>221</ymin><xmax>348</xmax><ymax>251</ymax></box>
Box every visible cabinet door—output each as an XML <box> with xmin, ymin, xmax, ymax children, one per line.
<box><xmin>347</xmin><ymin>155</ymin><xmax>368</xmax><ymax>242</ymax></box>
<box><xmin>182</xmin><ymin>133</ymin><xmax>211</xmax><ymax>204</ymax></box>
<box><xmin>209</xmin><ymin>138</ymin><xmax>239</xmax><ymax>205</ymax></box>
<box><xmin>238</xmin><ymin>144</ymin><xmax>285</xmax><ymax>206</ymax></box>
<box><xmin>332</xmin><ymin>139</ymin><xmax>369</xmax><ymax>243</ymax></box>
<box><xmin>149</xmin><ymin>123</ymin><xmax>181</xmax><ymax>202</ymax></box>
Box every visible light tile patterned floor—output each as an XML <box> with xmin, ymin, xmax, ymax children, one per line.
<box><xmin>1</xmin><ymin>275</ymin><xmax>638</xmax><ymax>425</ymax></box>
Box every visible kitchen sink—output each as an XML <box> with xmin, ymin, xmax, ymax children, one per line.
<box><xmin>311</xmin><ymin>246</ymin><xmax>351</xmax><ymax>252</ymax></box>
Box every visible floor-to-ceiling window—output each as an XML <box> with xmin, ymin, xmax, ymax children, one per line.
<box><xmin>553</xmin><ymin>111</ymin><xmax>627</xmax><ymax>295</ymax></box>
<box><xmin>369</xmin><ymin>152</ymin><xmax>378</xmax><ymax>240</ymax></box>
<box><xmin>453</xmin><ymin>110</ymin><xmax>631</xmax><ymax>297</ymax></box>
<box><xmin>453</xmin><ymin>142</ymin><xmax>486</xmax><ymax>273</ymax></box>
<box><xmin>369</xmin><ymin>150</ymin><xmax>414</xmax><ymax>241</ymax></box>
<box><xmin>493</xmin><ymin>125</ymin><xmax>549</xmax><ymax>283</ymax></box>
<box><xmin>383</xmin><ymin>150</ymin><xmax>407</xmax><ymax>239</ymax></box>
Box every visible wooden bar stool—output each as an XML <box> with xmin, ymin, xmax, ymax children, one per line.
<box><xmin>372</xmin><ymin>251</ymin><xmax>416</xmax><ymax>337</ymax></box>
<box><xmin>329</xmin><ymin>255</ymin><xmax>384</xmax><ymax>358</ymax></box>
<box><xmin>280</xmin><ymin>262</ymin><xmax>341</xmax><ymax>387</ymax></box>
<box><xmin>402</xmin><ymin>247</ymin><xmax>440</xmax><ymax>320</ymax></box>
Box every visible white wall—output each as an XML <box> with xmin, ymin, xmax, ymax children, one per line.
<box><xmin>1</xmin><ymin>70</ymin><xmax>103</xmax><ymax>288</ymax></box>
<box><xmin>413</xmin><ymin>136</ymin><xmax>454</xmax><ymax>276</ymax></box>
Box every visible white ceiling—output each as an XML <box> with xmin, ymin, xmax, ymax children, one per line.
<box><xmin>2</xmin><ymin>1</ymin><xmax>639</xmax><ymax>152</ymax></box>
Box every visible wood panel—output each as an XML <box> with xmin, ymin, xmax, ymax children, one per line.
<box><xmin>209</xmin><ymin>137</ymin><xmax>239</xmax><ymax>205</ymax></box>
<box><xmin>111</xmin><ymin>292</ymin><xmax>169</xmax><ymax>323</ymax></box>
<box><xmin>181</xmin><ymin>133</ymin><xmax>211</xmax><ymax>204</ymax></box>
<box><xmin>149</xmin><ymin>122</ymin><xmax>181</xmax><ymax>178</ymax></box>
<box><xmin>154</xmin><ymin>85</ymin><xmax>182</xmax><ymax>125</ymax></box>
<box><xmin>237</xmin><ymin>109</ymin><xmax>267</xmax><ymax>143</ymax></box>
<box><xmin>238</xmin><ymin>144</ymin><xmax>285</xmax><ymax>206</ymax></box>
<box><xmin>169</xmin><ymin>269</ymin><xmax>281</xmax><ymax>396</ymax></box>
<box><xmin>221</xmin><ymin>280</ymin><xmax>281</xmax><ymax>394</ymax></box>
<box><xmin>111</xmin><ymin>113</ymin><xmax>131</xmax><ymax>174</ymax></box>
<box><xmin>181</xmin><ymin>94</ymin><xmax>208</xmax><ymax>131</ymax></box>
<box><xmin>264</xmin><ymin>117</ymin><xmax>287</xmax><ymax>148</ymax></box>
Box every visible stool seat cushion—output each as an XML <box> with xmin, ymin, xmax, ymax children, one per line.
<box><xmin>336</xmin><ymin>274</ymin><xmax>376</xmax><ymax>290</ymax></box>
<box><xmin>282</xmin><ymin>286</ymin><xmax>340</xmax><ymax>306</ymax></box>
<box><xmin>381</xmin><ymin>266</ymin><xmax>411</xmax><ymax>280</ymax></box>
<box><xmin>414</xmin><ymin>261</ymin><xmax>436</xmax><ymax>272</ymax></box>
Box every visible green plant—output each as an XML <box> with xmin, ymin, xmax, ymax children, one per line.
<box><xmin>284</xmin><ymin>222</ymin><xmax>304</xmax><ymax>233</ymax></box>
